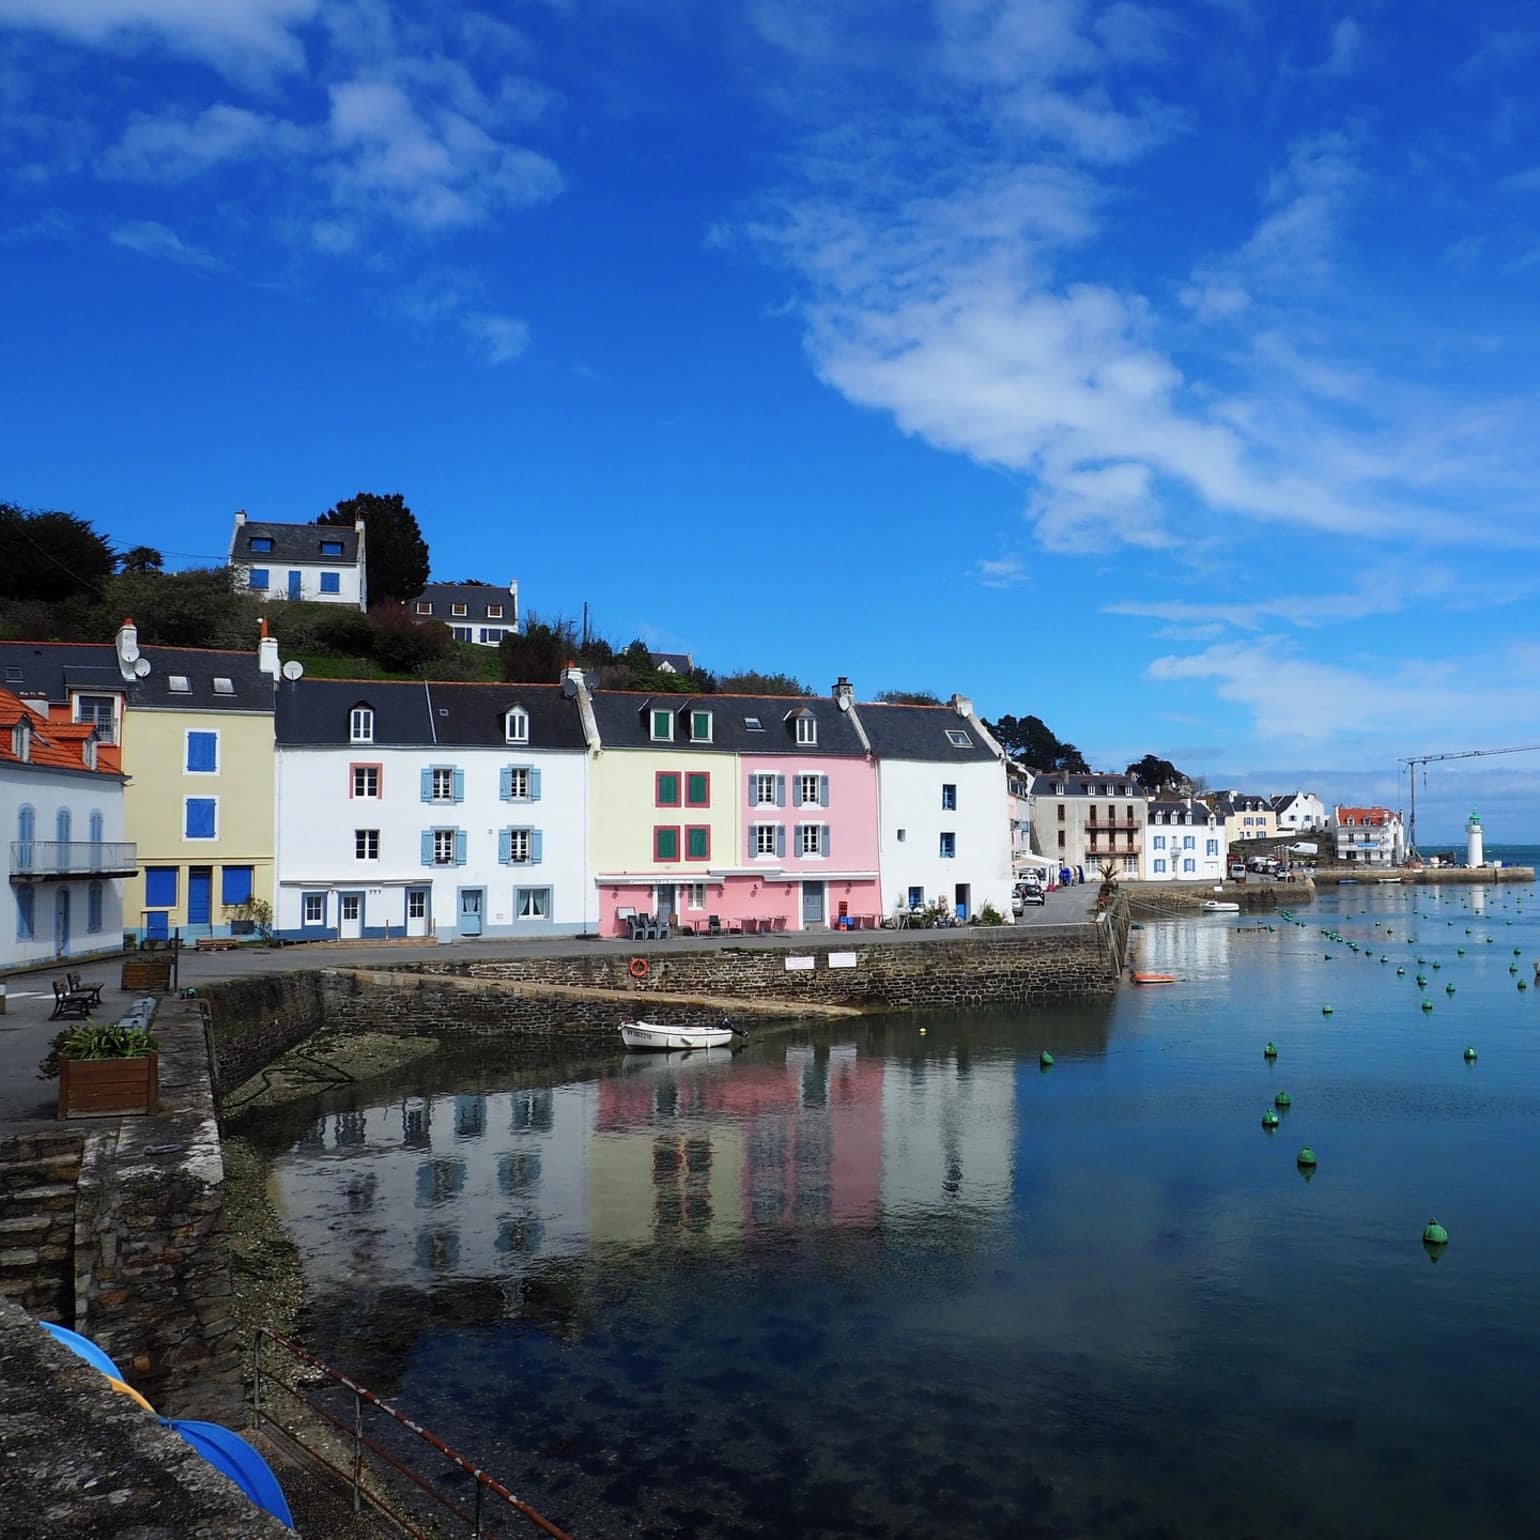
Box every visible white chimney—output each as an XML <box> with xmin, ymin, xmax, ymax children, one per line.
<box><xmin>115</xmin><ymin>617</ymin><xmax>140</xmax><ymax>681</ymax></box>
<box><xmin>233</xmin><ymin>510</ymin><xmax>246</xmax><ymax>527</ymax></box>
<box><xmin>257</xmin><ymin>618</ymin><xmax>280</xmax><ymax>681</ymax></box>
<box><xmin>950</xmin><ymin>693</ymin><xmax>973</xmax><ymax>718</ymax></box>
<box><xmin>832</xmin><ymin>677</ymin><xmax>855</xmax><ymax>711</ymax></box>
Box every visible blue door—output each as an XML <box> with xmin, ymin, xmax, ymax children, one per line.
<box><xmin>188</xmin><ymin>867</ymin><xmax>213</xmax><ymax>926</ymax></box>
<box><xmin>55</xmin><ymin>888</ymin><xmax>71</xmax><ymax>956</ymax></box>
<box><xmin>146</xmin><ymin>911</ymin><xmax>170</xmax><ymax>941</ymax></box>
<box><xmin>801</xmin><ymin>881</ymin><xmax>825</xmax><ymax>927</ymax></box>
<box><xmin>458</xmin><ymin>889</ymin><xmax>483</xmax><ymax>937</ymax></box>
<box><xmin>287</xmin><ymin>570</ymin><xmax>301</xmax><ymax>599</ymax></box>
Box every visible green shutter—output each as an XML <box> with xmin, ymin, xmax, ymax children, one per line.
<box><xmin>687</xmin><ymin>772</ymin><xmax>708</xmax><ymax>806</ymax></box>
<box><xmin>657</xmin><ymin>772</ymin><xmax>680</xmax><ymax>806</ymax></box>
<box><xmin>655</xmin><ymin>827</ymin><xmax>679</xmax><ymax>861</ymax></box>
<box><xmin>687</xmin><ymin>826</ymin><xmax>709</xmax><ymax>860</ymax></box>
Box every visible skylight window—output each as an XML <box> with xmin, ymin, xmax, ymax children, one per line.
<box><xmin>169</xmin><ymin>675</ymin><xmax>191</xmax><ymax>693</ymax></box>
<box><xmin>744</xmin><ymin>716</ymin><xmax>764</xmax><ymax>731</ymax></box>
<box><xmin>213</xmin><ymin>677</ymin><xmax>234</xmax><ymax>695</ymax></box>
<box><xmin>3</xmin><ymin>666</ymin><xmax>20</xmax><ymax>683</ymax></box>
<box><xmin>946</xmin><ymin>729</ymin><xmax>972</xmax><ymax>748</ymax></box>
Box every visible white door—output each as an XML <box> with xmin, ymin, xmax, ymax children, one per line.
<box><xmin>406</xmin><ymin>887</ymin><xmax>429</xmax><ymax>938</ymax></box>
<box><xmin>340</xmin><ymin>893</ymin><xmax>363</xmax><ymax>940</ymax></box>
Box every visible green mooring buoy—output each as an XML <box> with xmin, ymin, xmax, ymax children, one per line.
<box><xmin>1297</xmin><ymin>1146</ymin><xmax>1317</xmax><ymax>1168</ymax></box>
<box><xmin>1040</xmin><ymin>1050</ymin><xmax>1054</xmax><ymax>1068</ymax></box>
<box><xmin>1321</xmin><ymin>1004</ymin><xmax>1333</xmax><ymax>1016</ymax></box>
<box><xmin>1275</xmin><ymin>1091</ymin><xmax>1292</xmax><ymax>1107</ymax></box>
<box><xmin>1464</xmin><ymin>1045</ymin><xmax>1478</xmax><ymax>1061</ymax></box>
<box><xmin>1263</xmin><ymin>1041</ymin><xmax>1278</xmax><ymax>1058</ymax></box>
<box><xmin>1422</xmin><ymin>1000</ymin><xmax>1434</xmax><ymax>1012</ymax></box>
<box><xmin>1423</xmin><ymin>1219</ymin><xmax>1449</xmax><ymax>1246</ymax></box>
<box><xmin>1446</xmin><ymin>983</ymin><xmax>1456</xmax><ymax>994</ymax></box>
<box><xmin>1262</xmin><ymin>1108</ymin><xmax>1279</xmax><ymax>1129</ymax></box>
<box><xmin>1397</xmin><ymin>967</ymin><xmax>1406</xmax><ymax>975</ymax></box>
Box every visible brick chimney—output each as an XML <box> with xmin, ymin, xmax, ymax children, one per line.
<box><xmin>257</xmin><ymin>617</ymin><xmax>280</xmax><ymax>681</ymax></box>
<box><xmin>832</xmin><ymin>677</ymin><xmax>855</xmax><ymax>712</ymax></box>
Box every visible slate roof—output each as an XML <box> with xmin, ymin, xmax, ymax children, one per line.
<box><xmin>648</xmin><ymin>652</ymin><xmax>695</xmax><ymax>674</ymax></box>
<box><xmin>233</xmin><ymin>518</ymin><xmax>360</xmax><ymax>566</ymax></box>
<box><xmin>409</xmin><ymin>583</ymin><xmax>516</xmax><ymax>621</ymax></box>
<box><xmin>853</xmin><ymin>702</ymin><xmax>999</xmax><ymax>763</ymax></box>
<box><xmin>276</xmin><ymin>679</ymin><xmax>586</xmax><ymax>749</ymax></box>
<box><xmin>1032</xmin><ymin>772</ymin><xmax>1139</xmax><ymax>795</ymax></box>
<box><xmin>589</xmin><ymin>691</ymin><xmax>868</xmax><ymax>756</ymax></box>
<box><xmin>0</xmin><ymin>642</ymin><xmax>272</xmax><ymax>714</ymax></box>
<box><xmin>1147</xmin><ymin>796</ymin><xmax>1216</xmax><ymax>822</ymax></box>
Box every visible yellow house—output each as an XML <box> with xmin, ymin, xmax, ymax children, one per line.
<box><xmin>119</xmin><ymin>633</ymin><xmax>280</xmax><ymax>941</ymax></box>
<box><xmin>1216</xmin><ymin>792</ymin><xmax>1277</xmax><ymax>848</ymax></box>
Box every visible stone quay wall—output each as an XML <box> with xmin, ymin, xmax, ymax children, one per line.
<box><xmin>0</xmin><ymin>1130</ymin><xmax>85</xmax><ymax>1324</ymax></box>
<box><xmin>200</xmin><ymin>969</ymin><xmax>328</xmax><ymax>1097</ymax></box>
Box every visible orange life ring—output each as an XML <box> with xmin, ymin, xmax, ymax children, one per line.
<box><xmin>629</xmin><ymin>956</ymin><xmax>649</xmax><ymax>979</ymax></box>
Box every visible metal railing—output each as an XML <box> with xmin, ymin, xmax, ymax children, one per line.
<box><xmin>9</xmin><ymin>840</ymin><xmax>138</xmax><ymax>877</ymax></box>
<box><xmin>251</xmin><ymin>1327</ymin><xmax>574</xmax><ymax>1540</ymax></box>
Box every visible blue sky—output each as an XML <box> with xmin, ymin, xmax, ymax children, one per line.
<box><xmin>4</xmin><ymin>1</ymin><xmax>1540</xmax><ymax>841</ymax></box>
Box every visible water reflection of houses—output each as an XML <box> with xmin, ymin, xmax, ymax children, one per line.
<box><xmin>275</xmin><ymin>1082</ymin><xmax>599</xmax><ymax>1291</ymax></box>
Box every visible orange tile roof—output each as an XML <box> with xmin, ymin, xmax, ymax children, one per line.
<box><xmin>1335</xmin><ymin>806</ymin><xmax>1393</xmax><ymax>825</ymax></box>
<box><xmin>0</xmin><ymin>687</ymin><xmax>122</xmax><ymax>775</ymax></box>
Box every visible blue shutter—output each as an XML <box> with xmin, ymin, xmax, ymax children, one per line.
<box><xmin>792</xmin><ymin>777</ymin><xmax>803</xmax><ymax>807</ymax></box>
<box><xmin>775</xmin><ymin>775</ymin><xmax>785</xmax><ymax>807</ymax></box>
<box><xmin>420</xmin><ymin>769</ymin><xmax>433</xmax><ymax>802</ymax></box>
<box><xmin>498</xmin><ymin>829</ymin><xmax>512</xmax><ymax>864</ymax></box>
<box><xmin>747</xmin><ymin>825</ymin><xmax>757</xmax><ymax>860</ymax></box>
<box><xmin>89</xmin><ymin>810</ymin><xmax>103</xmax><ymax>843</ymax></box>
<box><xmin>221</xmin><ymin>866</ymin><xmax>254</xmax><ymax>905</ymax></box>
<box><xmin>145</xmin><ymin>867</ymin><xmax>178</xmax><ymax>906</ymax></box>
<box><xmin>820</xmin><ymin>824</ymin><xmax>830</xmax><ymax>857</ymax></box>
<box><xmin>531</xmin><ymin>830</ymin><xmax>543</xmax><ymax>865</ymax></box>
<box><xmin>775</xmin><ymin>824</ymin><xmax>786</xmax><ymax>858</ymax></box>
<box><xmin>452</xmin><ymin>768</ymin><xmax>465</xmax><ymax>803</ymax></box>
<box><xmin>421</xmin><ymin>831</ymin><xmax>435</xmax><ymax>866</ymax></box>
<box><xmin>87</xmin><ymin>882</ymin><xmax>103</xmax><ymax>934</ymax></box>
<box><xmin>530</xmin><ymin>768</ymin><xmax>541</xmax><ymax>801</ymax></box>
<box><xmin>249</xmin><ymin>568</ymin><xmax>268</xmax><ymax>590</ymax></box>
<box><xmin>500</xmin><ymin>767</ymin><xmax>513</xmax><ymax>801</ymax></box>
<box><xmin>187</xmin><ymin>732</ymin><xmax>216</xmax><ymax>772</ymax></box>
<box><xmin>819</xmin><ymin>775</ymin><xmax>830</xmax><ymax>807</ymax></box>
<box><xmin>747</xmin><ymin>773</ymin><xmax>756</xmax><ymax>807</ymax></box>
<box><xmin>454</xmin><ymin>830</ymin><xmax>467</xmax><ymax>866</ymax></box>
<box><xmin>185</xmin><ymin>799</ymin><xmax>215</xmax><ymax>838</ymax></box>
<box><xmin>16</xmin><ymin>887</ymin><xmax>33</xmax><ymax>941</ymax></box>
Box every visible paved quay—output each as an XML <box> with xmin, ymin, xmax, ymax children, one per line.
<box><xmin>0</xmin><ymin>885</ymin><xmax>1099</xmax><ymax>1130</ymax></box>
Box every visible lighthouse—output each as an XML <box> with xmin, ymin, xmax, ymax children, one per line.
<box><xmin>1466</xmin><ymin>809</ymin><xmax>1484</xmax><ymax>868</ymax></box>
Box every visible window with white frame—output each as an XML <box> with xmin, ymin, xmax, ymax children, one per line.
<box><xmin>799</xmin><ymin>773</ymin><xmax>820</xmax><ymax>806</ymax></box>
<box><xmin>516</xmin><ymin>887</ymin><xmax>549</xmax><ymax>919</ymax></box>
<box><xmin>352</xmin><ymin>764</ymin><xmax>380</xmax><ymax>798</ymax></box>
<box><xmin>685</xmin><ymin>883</ymin><xmax>706</xmax><ymax>910</ymax></box>
<box><xmin>350</xmin><ymin>707</ymin><xmax>374</xmax><ymax>743</ymax></box>
<box><xmin>941</xmin><ymin>783</ymin><xmax>957</xmax><ymax>810</ymax></box>
<box><xmin>650</xmin><ymin>709</ymin><xmax>672</xmax><ymax>742</ymax></box>
<box><xmin>303</xmin><ymin>893</ymin><xmax>325</xmax><ymax>925</ymax></box>
<box><xmin>938</xmin><ymin>831</ymin><xmax>956</xmax><ymax>858</ymax></box>
<box><xmin>487</xmin><ymin>604</ymin><xmax>503</xmax><ymax>619</ymax></box>
<box><xmin>795</xmin><ymin>714</ymin><xmax>816</xmax><ymax>745</ymax></box>
<box><xmin>431</xmin><ymin>767</ymin><xmax>455</xmax><ymax>801</ymax></box>
<box><xmin>1153</xmin><ymin>835</ymin><xmax>1166</xmax><ymax>850</ymax></box>
<box><xmin>1122</xmin><ymin>856</ymin><xmax>1137</xmax><ymax>874</ymax></box>
<box><xmin>508</xmin><ymin>828</ymin><xmax>531</xmax><ymax>863</ymax></box>
<box><xmin>1206</xmin><ymin>839</ymin><xmax>1219</xmax><ymax>856</ymax></box>
<box><xmin>452</xmin><ymin>602</ymin><xmax>468</xmax><ymax>616</ymax></box>
<box><xmin>754</xmin><ymin>824</ymin><xmax>777</xmax><ymax>856</ymax></box>
<box><xmin>408</xmin><ymin>890</ymin><xmax>427</xmax><ymax>919</ymax></box>
<box><xmin>1183</xmin><ymin>858</ymin><xmax>1196</xmax><ymax>873</ymax></box>
<box><xmin>1154</xmin><ymin>858</ymin><xmax>1167</xmax><ymax>873</ymax></box>
<box><xmin>355</xmin><ymin>829</ymin><xmax>380</xmax><ymax>860</ymax></box>
<box><xmin>415</xmin><ymin>601</ymin><xmax>432</xmax><ymax>615</ymax></box>
<box><xmin>946</xmin><ymin>729</ymin><xmax>972</xmax><ymax>747</ymax></box>
<box><xmin>690</xmin><ymin>710</ymin><xmax>712</xmax><ymax>742</ymax></box>
<box><xmin>752</xmin><ymin>773</ymin><xmax>776</xmax><ymax>806</ymax></box>
<box><xmin>433</xmin><ymin>830</ymin><xmax>457</xmax><ymax>865</ymax></box>
<box><xmin>799</xmin><ymin>824</ymin><xmax>822</xmax><ymax>856</ymax></box>
<box><xmin>506</xmin><ymin>767</ymin><xmax>530</xmax><ymax>800</ymax></box>
<box><xmin>1183</xmin><ymin>835</ymin><xmax>1195</xmax><ymax>849</ymax></box>
<box><xmin>505</xmin><ymin>707</ymin><xmax>528</xmax><ymax>743</ymax></box>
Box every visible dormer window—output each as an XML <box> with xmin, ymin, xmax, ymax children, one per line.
<box><xmin>169</xmin><ymin>675</ymin><xmax>191</xmax><ymax>693</ymax></box>
<box><xmin>791</xmin><ymin>710</ymin><xmax>816</xmax><ymax>746</ymax></box>
<box><xmin>946</xmin><ymin>729</ymin><xmax>972</xmax><ymax>748</ymax></box>
<box><xmin>690</xmin><ymin>709</ymin><xmax>712</xmax><ymax>743</ymax></box>
<box><xmin>452</xmin><ymin>603</ymin><xmax>468</xmax><ymax>617</ymax></box>
<box><xmin>11</xmin><ymin>720</ymin><xmax>29</xmax><ymax>761</ymax></box>
<box><xmin>650</xmin><ymin>709</ymin><xmax>673</xmax><ymax>742</ymax></box>
<box><xmin>744</xmin><ymin>716</ymin><xmax>764</xmax><ymax>732</ymax></box>
<box><xmin>487</xmin><ymin>604</ymin><xmax>503</xmax><ymax>619</ymax></box>
<box><xmin>249</xmin><ymin>536</ymin><xmax>273</xmax><ymax>553</ymax></box>
<box><xmin>213</xmin><ymin>677</ymin><xmax>234</xmax><ymax>695</ymax></box>
<box><xmin>82</xmin><ymin>738</ymin><xmax>97</xmax><ymax>769</ymax></box>
<box><xmin>350</xmin><ymin>705</ymin><xmax>374</xmax><ymax>744</ymax></box>
<box><xmin>505</xmin><ymin>706</ymin><xmax>529</xmax><ymax>744</ymax></box>
<box><xmin>320</xmin><ymin>540</ymin><xmax>343</xmax><ymax>556</ymax></box>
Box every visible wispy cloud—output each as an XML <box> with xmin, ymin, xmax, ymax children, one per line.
<box><xmin>101</xmin><ymin>104</ymin><xmax>311</xmax><ymax>182</ymax></box>
<box><xmin>109</xmin><ymin>218</ymin><xmax>221</xmax><ymax>269</ymax></box>
<box><xmin>971</xmin><ymin>553</ymin><xmax>1028</xmax><ymax>588</ymax></box>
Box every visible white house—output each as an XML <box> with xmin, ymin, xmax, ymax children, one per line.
<box><xmin>2</xmin><ymin>688</ymin><xmax>134</xmax><ymax>970</ymax></box>
<box><xmin>273</xmin><ymin>679</ymin><xmax>591</xmax><ymax>941</ymax></box>
<box><xmin>408</xmin><ymin>580</ymin><xmax>519</xmax><ymax>647</ymax></box>
<box><xmin>1142</xmin><ymin>797</ymin><xmax>1226</xmax><ymax>882</ymax></box>
<box><xmin>861</xmin><ymin>696</ymin><xmax>1013</xmax><ymax>922</ymax></box>
<box><xmin>1334</xmin><ymin>806</ymin><xmax>1406</xmax><ymax>867</ymax></box>
<box><xmin>229</xmin><ymin>511</ymin><xmax>367</xmax><ymax>609</ymax></box>
<box><xmin>1271</xmin><ymin>791</ymin><xmax>1330</xmax><ymax>833</ymax></box>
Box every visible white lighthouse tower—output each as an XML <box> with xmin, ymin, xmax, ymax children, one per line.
<box><xmin>1466</xmin><ymin>809</ymin><xmax>1484</xmax><ymax>868</ymax></box>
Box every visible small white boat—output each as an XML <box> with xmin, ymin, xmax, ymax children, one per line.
<box><xmin>1375</xmin><ymin>877</ymin><xmax>1403</xmax><ymax>885</ymax></box>
<box><xmin>1201</xmin><ymin>900</ymin><xmax>1241</xmax><ymax>913</ymax></box>
<box><xmin>620</xmin><ymin>1020</ymin><xmax>737</xmax><ymax>1052</ymax></box>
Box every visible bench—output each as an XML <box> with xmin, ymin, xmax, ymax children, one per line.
<box><xmin>194</xmin><ymin>936</ymin><xmax>241</xmax><ymax>951</ymax></box>
<box><xmin>50</xmin><ymin>980</ymin><xmax>95</xmax><ymax>1021</ymax></box>
<box><xmin>65</xmin><ymin>973</ymin><xmax>103</xmax><ymax>1008</ymax></box>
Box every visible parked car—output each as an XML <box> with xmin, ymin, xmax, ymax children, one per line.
<box><xmin>1012</xmin><ymin>882</ymin><xmax>1045</xmax><ymax>914</ymax></box>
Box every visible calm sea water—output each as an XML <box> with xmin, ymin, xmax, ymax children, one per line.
<box><xmin>268</xmin><ymin>880</ymin><xmax>1540</xmax><ymax>1539</ymax></box>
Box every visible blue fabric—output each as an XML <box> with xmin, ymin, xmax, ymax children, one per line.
<box><xmin>38</xmin><ymin>1321</ymin><xmax>123</xmax><ymax>1378</ymax></box>
<box><xmin>164</xmin><ymin>1421</ymin><xmax>294</xmax><ymax>1530</ymax></box>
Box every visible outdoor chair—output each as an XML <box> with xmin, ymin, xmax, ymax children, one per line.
<box><xmin>50</xmin><ymin>979</ymin><xmax>94</xmax><ymax>1021</ymax></box>
<box><xmin>741</xmin><ymin>917</ymin><xmax>759</xmax><ymax>935</ymax></box>
<box><xmin>771</xmin><ymin>916</ymin><xmax>787</xmax><ymax>933</ymax></box>
<box><xmin>706</xmin><ymin>915</ymin><xmax>724</xmax><ymax>937</ymax></box>
<box><xmin>65</xmin><ymin>972</ymin><xmax>104</xmax><ymax>1007</ymax></box>
<box><xmin>654</xmin><ymin>915</ymin><xmax>672</xmax><ymax>941</ymax></box>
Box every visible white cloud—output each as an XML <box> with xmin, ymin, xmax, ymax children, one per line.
<box><xmin>109</xmin><ymin>218</ymin><xmax>220</xmax><ymax>268</ymax></box>
<box><xmin>386</xmin><ymin>266</ymin><xmax>532</xmax><ymax>365</ymax></box>
<box><xmin>102</xmin><ymin>104</ymin><xmax>310</xmax><ymax>181</ymax></box>
<box><xmin>1313</xmin><ymin>18</ymin><xmax>1362</xmax><ymax>78</ymax></box>
<box><xmin>971</xmin><ymin>553</ymin><xmax>1028</xmax><ymax>587</ymax></box>
<box><xmin>459</xmin><ymin>310</ymin><xmax>530</xmax><ymax>365</ymax></box>
<box><xmin>0</xmin><ymin>0</ymin><xmax>318</xmax><ymax>75</ymax></box>
<box><xmin>325</xmin><ymin>78</ymin><xmax>562</xmax><ymax>231</ymax></box>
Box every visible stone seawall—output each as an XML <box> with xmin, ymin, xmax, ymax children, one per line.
<box><xmin>0</xmin><ymin>1130</ymin><xmax>85</xmax><ymax>1323</ymax></box>
<box><xmin>201</xmin><ymin>970</ymin><xmax>328</xmax><ymax>1096</ymax></box>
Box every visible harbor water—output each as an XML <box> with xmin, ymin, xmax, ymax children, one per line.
<box><xmin>268</xmin><ymin>876</ymin><xmax>1540</xmax><ymax>1538</ymax></box>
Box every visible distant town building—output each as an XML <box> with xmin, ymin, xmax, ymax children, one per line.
<box><xmin>1028</xmin><ymin>771</ymin><xmax>1145</xmax><ymax>878</ymax></box>
<box><xmin>228</xmin><ymin>511</ymin><xmax>367</xmax><ymax>609</ymax></box>
<box><xmin>1142</xmin><ymin>797</ymin><xmax>1225</xmax><ymax>882</ymax></box>
<box><xmin>1333</xmin><ymin>806</ymin><xmax>1406</xmax><ymax>866</ymax></box>
<box><xmin>1270</xmin><ymin>791</ymin><xmax>1330</xmax><ymax>833</ymax></box>
<box><xmin>408</xmin><ymin>580</ymin><xmax>519</xmax><ymax>647</ymax></box>
<box><xmin>1210</xmin><ymin>791</ymin><xmax>1277</xmax><ymax>846</ymax></box>
<box><xmin>648</xmin><ymin>651</ymin><xmax>695</xmax><ymax>675</ymax></box>
<box><xmin>1007</xmin><ymin>761</ymin><xmax>1039</xmax><ymax>878</ymax></box>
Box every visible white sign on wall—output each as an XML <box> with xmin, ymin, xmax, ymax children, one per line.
<box><xmin>828</xmin><ymin>952</ymin><xmax>859</xmax><ymax>969</ymax></box>
<box><xmin>784</xmin><ymin>956</ymin><xmax>815</xmax><ymax>971</ymax></box>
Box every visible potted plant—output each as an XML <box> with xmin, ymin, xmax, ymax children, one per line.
<box><xmin>39</xmin><ymin>1020</ymin><xmax>160</xmax><ymax>1119</ymax></box>
<box><xmin>222</xmin><ymin>896</ymin><xmax>273</xmax><ymax>940</ymax></box>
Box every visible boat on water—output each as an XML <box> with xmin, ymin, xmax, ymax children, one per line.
<box><xmin>1131</xmin><ymin>972</ymin><xmax>1176</xmax><ymax>985</ymax></box>
<box><xmin>620</xmin><ymin>1018</ymin><xmax>740</xmax><ymax>1052</ymax></box>
<box><xmin>1201</xmin><ymin>900</ymin><xmax>1241</xmax><ymax>913</ymax></box>
<box><xmin>1376</xmin><ymin>876</ymin><xmax>1403</xmax><ymax>885</ymax></box>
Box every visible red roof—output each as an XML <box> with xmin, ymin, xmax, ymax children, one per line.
<box><xmin>0</xmin><ymin>688</ymin><xmax>122</xmax><ymax>775</ymax></box>
<box><xmin>1336</xmin><ymin>806</ymin><xmax>1393</xmax><ymax>825</ymax></box>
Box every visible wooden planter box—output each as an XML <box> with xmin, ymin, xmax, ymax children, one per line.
<box><xmin>122</xmin><ymin>958</ymin><xmax>173</xmax><ymax>991</ymax></box>
<box><xmin>58</xmin><ymin>1053</ymin><xmax>160</xmax><ymax>1119</ymax></box>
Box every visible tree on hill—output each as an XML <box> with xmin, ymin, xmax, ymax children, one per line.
<box><xmin>718</xmin><ymin>670</ymin><xmax>811</xmax><ymax>696</ymax></box>
<box><xmin>117</xmin><ymin>545</ymin><xmax>164</xmax><ymax>574</ymax></box>
<box><xmin>500</xmin><ymin>616</ymin><xmax>582</xmax><ymax>683</ymax></box>
<box><xmin>97</xmin><ymin>566</ymin><xmax>245</xmax><ymax>648</ymax></box>
<box><xmin>318</xmin><ymin>492</ymin><xmax>430</xmax><ymax>605</ymax></box>
<box><xmin>985</xmin><ymin>712</ymin><xmax>1089</xmax><ymax>771</ymax></box>
<box><xmin>0</xmin><ymin>502</ymin><xmax>115</xmax><ymax>602</ymax></box>
<box><xmin>876</xmin><ymin>689</ymin><xmax>942</xmax><ymax>705</ymax></box>
<box><xmin>1126</xmin><ymin>754</ymin><xmax>1184</xmax><ymax>790</ymax></box>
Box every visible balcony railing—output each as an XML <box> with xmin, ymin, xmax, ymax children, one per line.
<box><xmin>9</xmin><ymin>841</ymin><xmax>138</xmax><ymax>879</ymax></box>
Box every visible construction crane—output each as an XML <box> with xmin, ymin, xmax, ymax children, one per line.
<box><xmin>1399</xmin><ymin>743</ymin><xmax>1540</xmax><ymax>860</ymax></box>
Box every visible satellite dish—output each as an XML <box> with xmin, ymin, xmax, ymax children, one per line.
<box><xmin>281</xmin><ymin>660</ymin><xmax>304</xmax><ymax>681</ymax></box>
<box><xmin>132</xmin><ymin>658</ymin><xmax>151</xmax><ymax>678</ymax></box>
